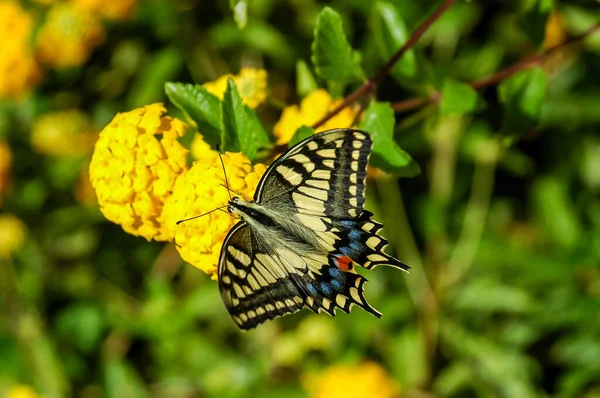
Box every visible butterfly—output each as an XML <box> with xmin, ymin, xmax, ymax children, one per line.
<box><xmin>218</xmin><ymin>128</ymin><xmax>409</xmax><ymax>330</ymax></box>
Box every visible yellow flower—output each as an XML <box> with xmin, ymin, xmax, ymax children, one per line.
<box><xmin>89</xmin><ymin>104</ymin><xmax>189</xmax><ymax>242</ymax></box>
<box><xmin>0</xmin><ymin>141</ymin><xmax>12</xmax><ymax>206</ymax></box>
<box><xmin>5</xmin><ymin>385</ymin><xmax>44</xmax><ymax>398</ymax></box>
<box><xmin>305</xmin><ymin>362</ymin><xmax>401</xmax><ymax>398</ymax></box>
<box><xmin>163</xmin><ymin>135</ymin><xmax>267</xmax><ymax>277</ymax></box>
<box><xmin>72</xmin><ymin>0</ymin><xmax>138</xmax><ymax>20</ymax></box>
<box><xmin>0</xmin><ymin>1</ymin><xmax>42</xmax><ymax>99</ymax></box>
<box><xmin>203</xmin><ymin>68</ymin><xmax>268</xmax><ymax>109</ymax></box>
<box><xmin>545</xmin><ymin>12</ymin><xmax>566</xmax><ymax>50</ymax></box>
<box><xmin>0</xmin><ymin>214</ymin><xmax>27</xmax><ymax>258</ymax></box>
<box><xmin>31</xmin><ymin>109</ymin><xmax>98</xmax><ymax>157</ymax></box>
<box><xmin>35</xmin><ymin>3</ymin><xmax>105</xmax><ymax>68</ymax></box>
<box><xmin>273</xmin><ymin>89</ymin><xmax>360</xmax><ymax>145</ymax></box>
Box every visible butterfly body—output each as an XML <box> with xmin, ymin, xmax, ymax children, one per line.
<box><xmin>219</xmin><ymin>129</ymin><xmax>409</xmax><ymax>330</ymax></box>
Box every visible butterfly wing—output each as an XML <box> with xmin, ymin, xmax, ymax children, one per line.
<box><xmin>255</xmin><ymin>128</ymin><xmax>369</xmax><ymax>219</ymax></box>
<box><xmin>218</xmin><ymin>220</ymin><xmax>381</xmax><ymax>330</ymax></box>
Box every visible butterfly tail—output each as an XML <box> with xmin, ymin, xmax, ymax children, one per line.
<box><xmin>337</xmin><ymin>211</ymin><xmax>410</xmax><ymax>272</ymax></box>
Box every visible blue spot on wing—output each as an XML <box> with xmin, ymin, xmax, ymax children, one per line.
<box><xmin>319</xmin><ymin>282</ymin><xmax>333</xmax><ymax>296</ymax></box>
<box><xmin>348</xmin><ymin>229</ymin><xmax>362</xmax><ymax>240</ymax></box>
<box><xmin>328</xmin><ymin>267</ymin><xmax>342</xmax><ymax>277</ymax></box>
<box><xmin>331</xmin><ymin>279</ymin><xmax>343</xmax><ymax>291</ymax></box>
<box><xmin>307</xmin><ymin>283</ymin><xmax>318</xmax><ymax>296</ymax></box>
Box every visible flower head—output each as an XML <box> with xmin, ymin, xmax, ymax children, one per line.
<box><xmin>0</xmin><ymin>141</ymin><xmax>12</xmax><ymax>206</ymax></box>
<box><xmin>0</xmin><ymin>1</ymin><xmax>42</xmax><ymax>99</ymax></box>
<box><xmin>203</xmin><ymin>68</ymin><xmax>268</xmax><ymax>109</ymax></box>
<box><xmin>304</xmin><ymin>362</ymin><xmax>401</xmax><ymax>398</ymax></box>
<box><xmin>163</xmin><ymin>135</ymin><xmax>267</xmax><ymax>277</ymax></box>
<box><xmin>36</xmin><ymin>3</ymin><xmax>105</xmax><ymax>68</ymax></box>
<box><xmin>0</xmin><ymin>214</ymin><xmax>27</xmax><ymax>258</ymax></box>
<box><xmin>89</xmin><ymin>104</ymin><xmax>189</xmax><ymax>241</ymax></box>
<box><xmin>274</xmin><ymin>89</ymin><xmax>360</xmax><ymax>145</ymax></box>
<box><xmin>31</xmin><ymin>109</ymin><xmax>98</xmax><ymax>157</ymax></box>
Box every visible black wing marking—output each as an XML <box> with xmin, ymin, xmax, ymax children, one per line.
<box><xmin>218</xmin><ymin>221</ymin><xmax>382</xmax><ymax>330</ymax></box>
<box><xmin>254</xmin><ymin>129</ymin><xmax>371</xmax><ymax>219</ymax></box>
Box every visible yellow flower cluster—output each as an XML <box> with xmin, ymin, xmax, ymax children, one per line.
<box><xmin>0</xmin><ymin>141</ymin><xmax>12</xmax><ymax>206</ymax></box>
<box><xmin>5</xmin><ymin>385</ymin><xmax>44</xmax><ymax>398</ymax></box>
<box><xmin>0</xmin><ymin>1</ymin><xmax>42</xmax><ymax>99</ymax></box>
<box><xmin>89</xmin><ymin>104</ymin><xmax>189</xmax><ymax>241</ymax></box>
<box><xmin>164</xmin><ymin>138</ymin><xmax>267</xmax><ymax>277</ymax></box>
<box><xmin>72</xmin><ymin>0</ymin><xmax>138</xmax><ymax>20</ymax></box>
<box><xmin>203</xmin><ymin>68</ymin><xmax>268</xmax><ymax>109</ymax></box>
<box><xmin>31</xmin><ymin>109</ymin><xmax>98</xmax><ymax>157</ymax></box>
<box><xmin>305</xmin><ymin>362</ymin><xmax>401</xmax><ymax>398</ymax></box>
<box><xmin>0</xmin><ymin>214</ymin><xmax>27</xmax><ymax>258</ymax></box>
<box><xmin>36</xmin><ymin>3</ymin><xmax>105</xmax><ymax>68</ymax></box>
<box><xmin>274</xmin><ymin>89</ymin><xmax>360</xmax><ymax>145</ymax></box>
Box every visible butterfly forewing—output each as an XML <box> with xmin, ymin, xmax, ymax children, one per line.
<box><xmin>255</xmin><ymin>129</ymin><xmax>370</xmax><ymax>219</ymax></box>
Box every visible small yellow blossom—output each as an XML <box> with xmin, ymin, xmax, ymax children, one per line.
<box><xmin>545</xmin><ymin>12</ymin><xmax>566</xmax><ymax>50</ymax></box>
<box><xmin>36</xmin><ymin>3</ymin><xmax>105</xmax><ymax>68</ymax></box>
<box><xmin>89</xmin><ymin>104</ymin><xmax>189</xmax><ymax>241</ymax></box>
<box><xmin>31</xmin><ymin>110</ymin><xmax>98</xmax><ymax>157</ymax></box>
<box><xmin>72</xmin><ymin>0</ymin><xmax>138</xmax><ymax>20</ymax></box>
<box><xmin>0</xmin><ymin>1</ymin><xmax>42</xmax><ymax>99</ymax></box>
<box><xmin>304</xmin><ymin>362</ymin><xmax>401</xmax><ymax>398</ymax></box>
<box><xmin>274</xmin><ymin>89</ymin><xmax>360</xmax><ymax>145</ymax></box>
<box><xmin>5</xmin><ymin>385</ymin><xmax>44</xmax><ymax>398</ymax></box>
<box><xmin>203</xmin><ymin>68</ymin><xmax>268</xmax><ymax>109</ymax></box>
<box><xmin>0</xmin><ymin>214</ymin><xmax>27</xmax><ymax>258</ymax></box>
<box><xmin>0</xmin><ymin>141</ymin><xmax>12</xmax><ymax>206</ymax></box>
<box><xmin>163</xmin><ymin>135</ymin><xmax>267</xmax><ymax>277</ymax></box>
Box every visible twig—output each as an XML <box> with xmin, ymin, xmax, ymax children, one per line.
<box><xmin>311</xmin><ymin>0</ymin><xmax>456</xmax><ymax>129</ymax></box>
<box><xmin>391</xmin><ymin>22</ymin><xmax>600</xmax><ymax>113</ymax></box>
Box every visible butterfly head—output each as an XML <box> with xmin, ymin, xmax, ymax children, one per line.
<box><xmin>227</xmin><ymin>196</ymin><xmax>241</xmax><ymax>215</ymax></box>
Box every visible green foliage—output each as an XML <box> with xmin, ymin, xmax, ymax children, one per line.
<box><xmin>289</xmin><ymin>125</ymin><xmax>315</xmax><ymax>147</ymax></box>
<box><xmin>164</xmin><ymin>82</ymin><xmax>222</xmax><ymax>147</ymax></box>
<box><xmin>359</xmin><ymin>101</ymin><xmax>420</xmax><ymax>177</ymax></box>
<box><xmin>311</xmin><ymin>7</ymin><xmax>365</xmax><ymax>82</ymax></box>
<box><xmin>2</xmin><ymin>1</ymin><xmax>600</xmax><ymax>398</ymax></box>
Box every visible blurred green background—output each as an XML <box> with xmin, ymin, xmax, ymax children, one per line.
<box><xmin>1</xmin><ymin>0</ymin><xmax>600</xmax><ymax>397</ymax></box>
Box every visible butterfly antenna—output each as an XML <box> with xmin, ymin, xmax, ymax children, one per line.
<box><xmin>176</xmin><ymin>206</ymin><xmax>228</xmax><ymax>225</ymax></box>
<box><xmin>216</xmin><ymin>145</ymin><xmax>232</xmax><ymax>201</ymax></box>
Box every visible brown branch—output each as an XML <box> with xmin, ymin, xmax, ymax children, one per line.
<box><xmin>391</xmin><ymin>22</ymin><xmax>600</xmax><ymax>113</ymax></box>
<box><xmin>312</xmin><ymin>0</ymin><xmax>456</xmax><ymax>129</ymax></box>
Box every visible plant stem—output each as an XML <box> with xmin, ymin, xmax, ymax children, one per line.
<box><xmin>444</xmin><ymin>154</ymin><xmax>497</xmax><ymax>289</ymax></box>
<box><xmin>391</xmin><ymin>22</ymin><xmax>600</xmax><ymax>113</ymax></box>
<box><xmin>312</xmin><ymin>0</ymin><xmax>456</xmax><ymax>129</ymax></box>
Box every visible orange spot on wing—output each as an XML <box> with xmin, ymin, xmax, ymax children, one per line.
<box><xmin>336</xmin><ymin>256</ymin><xmax>353</xmax><ymax>271</ymax></box>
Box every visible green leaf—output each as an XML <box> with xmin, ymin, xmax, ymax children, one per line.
<box><xmin>311</xmin><ymin>7</ymin><xmax>365</xmax><ymax>82</ymax></box>
<box><xmin>221</xmin><ymin>78</ymin><xmax>246</xmax><ymax>153</ymax></box>
<box><xmin>532</xmin><ymin>176</ymin><xmax>583</xmax><ymax>248</ymax></box>
<box><xmin>164</xmin><ymin>82</ymin><xmax>222</xmax><ymax>147</ymax></box>
<box><xmin>220</xmin><ymin>79</ymin><xmax>270</xmax><ymax>161</ymax></box>
<box><xmin>517</xmin><ymin>0</ymin><xmax>553</xmax><ymax>48</ymax></box>
<box><xmin>372</xmin><ymin>2</ymin><xmax>417</xmax><ymax>80</ymax></box>
<box><xmin>296</xmin><ymin>60</ymin><xmax>319</xmax><ymax>98</ymax></box>
<box><xmin>440</xmin><ymin>78</ymin><xmax>479</xmax><ymax>116</ymax></box>
<box><xmin>244</xmin><ymin>106</ymin><xmax>272</xmax><ymax>161</ymax></box>
<box><xmin>359</xmin><ymin>101</ymin><xmax>420</xmax><ymax>177</ymax></box>
<box><xmin>289</xmin><ymin>126</ymin><xmax>315</xmax><ymax>148</ymax></box>
<box><xmin>498</xmin><ymin>67</ymin><xmax>547</xmax><ymax>135</ymax></box>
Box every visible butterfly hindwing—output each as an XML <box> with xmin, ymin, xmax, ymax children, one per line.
<box><xmin>218</xmin><ymin>221</ymin><xmax>384</xmax><ymax>330</ymax></box>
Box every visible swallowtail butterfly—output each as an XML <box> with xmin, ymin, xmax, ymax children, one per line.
<box><xmin>219</xmin><ymin>128</ymin><xmax>409</xmax><ymax>330</ymax></box>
